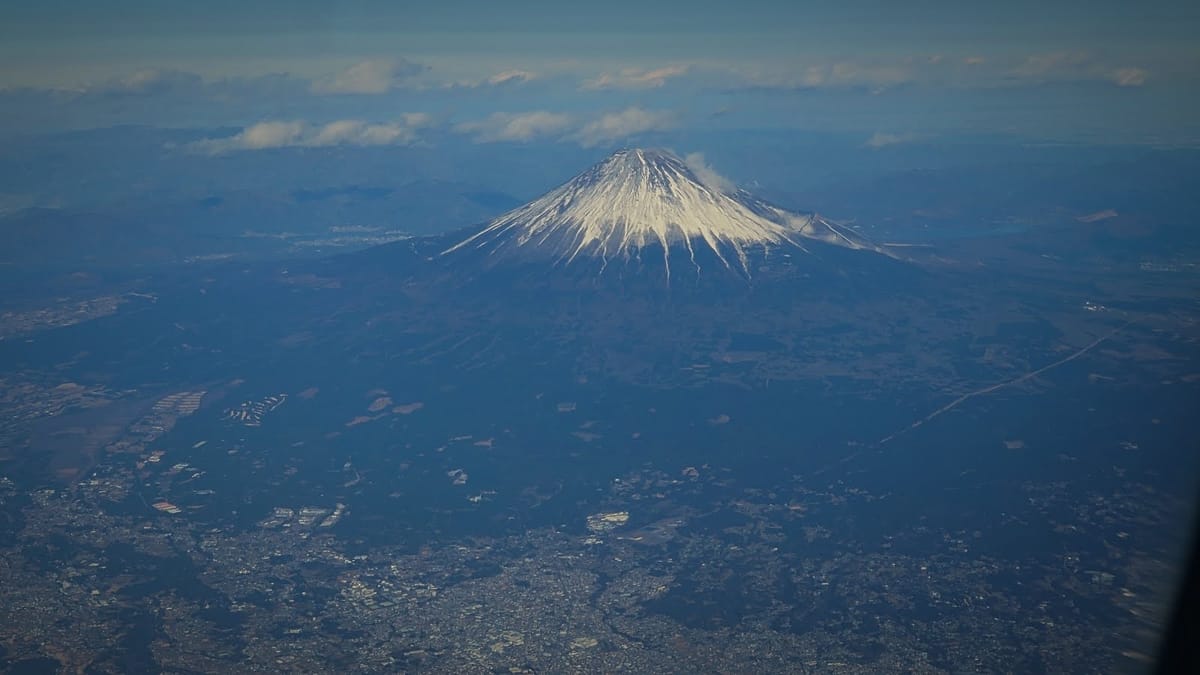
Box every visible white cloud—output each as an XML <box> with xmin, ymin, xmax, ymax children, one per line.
<box><xmin>863</xmin><ymin>132</ymin><xmax>918</xmax><ymax>149</ymax></box>
<box><xmin>228</xmin><ymin>121</ymin><xmax>306</xmax><ymax>150</ymax></box>
<box><xmin>190</xmin><ymin>116</ymin><xmax>433</xmax><ymax>154</ymax></box>
<box><xmin>581</xmin><ymin>65</ymin><xmax>690</xmax><ymax>90</ymax></box>
<box><xmin>1110</xmin><ymin>67</ymin><xmax>1148</xmax><ymax>87</ymax></box>
<box><xmin>454</xmin><ymin>111</ymin><xmax>573</xmax><ymax>143</ymax></box>
<box><xmin>311</xmin><ymin>59</ymin><xmax>426</xmax><ymax>94</ymax></box>
<box><xmin>574</xmin><ymin>107</ymin><xmax>676</xmax><ymax>147</ymax></box>
<box><xmin>683</xmin><ymin>153</ymin><xmax>735</xmax><ymax>194</ymax></box>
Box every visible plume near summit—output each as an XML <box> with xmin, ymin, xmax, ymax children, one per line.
<box><xmin>445</xmin><ymin>149</ymin><xmax>888</xmax><ymax>279</ymax></box>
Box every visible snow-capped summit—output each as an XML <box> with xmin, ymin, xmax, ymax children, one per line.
<box><xmin>444</xmin><ymin>148</ymin><xmax>887</xmax><ymax>278</ymax></box>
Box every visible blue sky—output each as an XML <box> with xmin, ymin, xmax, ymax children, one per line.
<box><xmin>1</xmin><ymin>1</ymin><xmax>1198</xmax><ymax>145</ymax></box>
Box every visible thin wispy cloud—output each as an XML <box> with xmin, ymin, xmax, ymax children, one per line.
<box><xmin>738</xmin><ymin>52</ymin><xmax>1155</xmax><ymax>92</ymax></box>
<box><xmin>454</xmin><ymin>111</ymin><xmax>573</xmax><ymax>143</ymax></box>
<box><xmin>486</xmin><ymin>70</ymin><xmax>537</xmax><ymax>86</ymax></box>
<box><xmin>1110</xmin><ymin>67</ymin><xmax>1148</xmax><ymax>87</ymax></box>
<box><xmin>863</xmin><ymin>131</ymin><xmax>918</xmax><ymax>149</ymax></box>
<box><xmin>444</xmin><ymin>69</ymin><xmax>538</xmax><ymax>89</ymax></box>
<box><xmin>311</xmin><ymin>59</ymin><xmax>427</xmax><ymax>95</ymax></box>
<box><xmin>92</xmin><ymin>69</ymin><xmax>205</xmax><ymax>96</ymax></box>
<box><xmin>190</xmin><ymin>115</ymin><xmax>433</xmax><ymax>154</ymax></box>
<box><xmin>1011</xmin><ymin>51</ymin><xmax>1092</xmax><ymax>79</ymax></box>
<box><xmin>58</xmin><ymin>69</ymin><xmax>311</xmax><ymax>101</ymax></box>
<box><xmin>1007</xmin><ymin>52</ymin><xmax>1149</xmax><ymax>87</ymax></box>
<box><xmin>806</xmin><ymin>62</ymin><xmax>915</xmax><ymax>89</ymax></box>
<box><xmin>739</xmin><ymin>59</ymin><xmax>919</xmax><ymax>91</ymax></box>
<box><xmin>581</xmin><ymin>65</ymin><xmax>690</xmax><ymax>90</ymax></box>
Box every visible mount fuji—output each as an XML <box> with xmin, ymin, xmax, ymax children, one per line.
<box><xmin>442</xmin><ymin>149</ymin><xmax>895</xmax><ymax>281</ymax></box>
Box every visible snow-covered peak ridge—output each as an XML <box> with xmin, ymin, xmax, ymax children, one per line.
<box><xmin>444</xmin><ymin>148</ymin><xmax>887</xmax><ymax>277</ymax></box>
